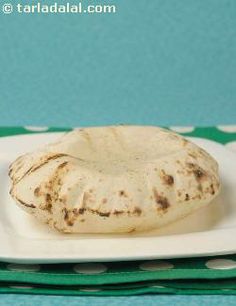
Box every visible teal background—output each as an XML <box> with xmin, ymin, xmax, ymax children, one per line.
<box><xmin>1</xmin><ymin>0</ymin><xmax>236</xmax><ymax>305</ymax></box>
<box><xmin>0</xmin><ymin>0</ymin><xmax>236</xmax><ymax>126</ymax></box>
<box><xmin>0</xmin><ymin>295</ymin><xmax>236</xmax><ymax>306</ymax></box>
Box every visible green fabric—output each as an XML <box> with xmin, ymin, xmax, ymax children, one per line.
<box><xmin>1</xmin><ymin>126</ymin><xmax>236</xmax><ymax>296</ymax></box>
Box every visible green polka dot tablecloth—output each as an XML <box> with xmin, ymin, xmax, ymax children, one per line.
<box><xmin>1</xmin><ymin>125</ymin><xmax>236</xmax><ymax>296</ymax></box>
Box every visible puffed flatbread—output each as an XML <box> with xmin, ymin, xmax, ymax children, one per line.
<box><xmin>9</xmin><ymin>126</ymin><xmax>220</xmax><ymax>233</ymax></box>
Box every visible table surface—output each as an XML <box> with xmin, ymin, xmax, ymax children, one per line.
<box><xmin>0</xmin><ymin>295</ymin><xmax>235</xmax><ymax>306</ymax></box>
<box><xmin>1</xmin><ymin>0</ymin><xmax>236</xmax><ymax>305</ymax></box>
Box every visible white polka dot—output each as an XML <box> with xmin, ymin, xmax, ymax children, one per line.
<box><xmin>217</xmin><ymin>125</ymin><xmax>236</xmax><ymax>133</ymax></box>
<box><xmin>79</xmin><ymin>288</ymin><xmax>102</xmax><ymax>292</ymax></box>
<box><xmin>205</xmin><ymin>259</ymin><xmax>236</xmax><ymax>270</ymax></box>
<box><xmin>151</xmin><ymin>285</ymin><xmax>166</xmax><ymax>289</ymax></box>
<box><xmin>169</xmin><ymin>126</ymin><xmax>194</xmax><ymax>133</ymax></box>
<box><xmin>139</xmin><ymin>260</ymin><xmax>174</xmax><ymax>271</ymax></box>
<box><xmin>10</xmin><ymin>285</ymin><xmax>34</xmax><ymax>289</ymax></box>
<box><xmin>225</xmin><ymin>141</ymin><xmax>236</xmax><ymax>154</ymax></box>
<box><xmin>7</xmin><ymin>264</ymin><xmax>40</xmax><ymax>272</ymax></box>
<box><xmin>73</xmin><ymin>263</ymin><xmax>107</xmax><ymax>274</ymax></box>
<box><xmin>24</xmin><ymin>126</ymin><xmax>49</xmax><ymax>132</ymax></box>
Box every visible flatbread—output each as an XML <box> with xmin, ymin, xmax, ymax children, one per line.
<box><xmin>9</xmin><ymin>126</ymin><xmax>220</xmax><ymax>233</ymax></box>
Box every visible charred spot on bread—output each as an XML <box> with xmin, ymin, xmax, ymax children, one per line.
<box><xmin>153</xmin><ymin>188</ymin><xmax>170</xmax><ymax>210</ymax></box>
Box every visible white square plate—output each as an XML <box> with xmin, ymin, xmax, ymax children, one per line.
<box><xmin>0</xmin><ymin>133</ymin><xmax>236</xmax><ymax>263</ymax></box>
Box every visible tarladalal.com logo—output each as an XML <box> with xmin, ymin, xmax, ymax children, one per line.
<box><xmin>2</xmin><ymin>2</ymin><xmax>117</xmax><ymax>14</ymax></box>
